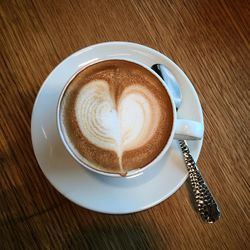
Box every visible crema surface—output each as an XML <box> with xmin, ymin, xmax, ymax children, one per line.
<box><xmin>60</xmin><ymin>60</ymin><xmax>173</xmax><ymax>175</ymax></box>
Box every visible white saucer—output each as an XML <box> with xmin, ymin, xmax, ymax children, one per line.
<box><xmin>31</xmin><ymin>42</ymin><xmax>204</xmax><ymax>214</ymax></box>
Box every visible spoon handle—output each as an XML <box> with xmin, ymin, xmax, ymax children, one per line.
<box><xmin>179</xmin><ymin>140</ymin><xmax>221</xmax><ymax>223</ymax></box>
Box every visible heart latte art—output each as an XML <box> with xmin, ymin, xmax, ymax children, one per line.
<box><xmin>60</xmin><ymin>60</ymin><xmax>173</xmax><ymax>175</ymax></box>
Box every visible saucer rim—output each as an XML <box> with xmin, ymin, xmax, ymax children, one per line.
<box><xmin>31</xmin><ymin>41</ymin><xmax>204</xmax><ymax>214</ymax></box>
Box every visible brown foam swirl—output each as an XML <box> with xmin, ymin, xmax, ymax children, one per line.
<box><xmin>60</xmin><ymin>60</ymin><xmax>173</xmax><ymax>174</ymax></box>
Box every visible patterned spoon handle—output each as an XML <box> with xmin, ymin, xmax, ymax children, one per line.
<box><xmin>179</xmin><ymin>140</ymin><xmax>221</xmax><ymax>223</ymax></box>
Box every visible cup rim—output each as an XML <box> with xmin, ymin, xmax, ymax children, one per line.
<box><xmin>56</xmin><ymin>58</ymin><xmax>177</xmax><ymax>178</ymax></box>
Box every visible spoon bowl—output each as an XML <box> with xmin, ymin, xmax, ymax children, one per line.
<box><xmin>151</xmin><ymin>64</ymin><xmax>182</xmax><ymax>110</ymax></box>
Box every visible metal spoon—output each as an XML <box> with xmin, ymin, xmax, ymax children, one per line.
<box><xmin>152</xmin><ymin>64</ymin><xmax>220</xmax><ymax>223</ymax></box>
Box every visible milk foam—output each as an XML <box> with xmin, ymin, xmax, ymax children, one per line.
<box><xmin>118</xmin><ymin>86</ymin><xmax>159</xmax><ymax>150</ymax></box>
<box><xmin>74</xmin><ymin>79</ymin><xmax>160</xmax><ymax>171</ymax></box>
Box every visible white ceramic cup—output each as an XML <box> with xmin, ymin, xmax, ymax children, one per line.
<box><xmin>57</xmin><ymin>59</ymin><xmax>204</xmax><ymax>178</ymax></box>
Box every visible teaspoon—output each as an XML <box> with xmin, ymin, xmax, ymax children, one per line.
<box><xmin>152</xmin><ymin>64</ymin><xmax>221</xmax><ymax>223</ymax></box>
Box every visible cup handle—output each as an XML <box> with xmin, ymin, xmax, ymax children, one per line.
<box><xmin>174</xmin><ymin>119</ymin><xmax>204</xmax><ymax>140</ymax></box>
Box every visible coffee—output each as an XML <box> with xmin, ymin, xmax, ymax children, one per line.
<box><xmin>59</xmin><ymin>60</ymin><xmax>173</xmax><ymax>175</ymax></box>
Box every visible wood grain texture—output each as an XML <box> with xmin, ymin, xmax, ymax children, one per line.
<box><xmin>1</xmin><ymin>0</ymin><xmax>249</xmax><ymax>249</ymax></box>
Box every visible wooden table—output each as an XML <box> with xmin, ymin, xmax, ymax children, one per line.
<box><xmin>1</xmin><ymin>0</ymin><xmax>249</xmax><ymax>249</ymax></box>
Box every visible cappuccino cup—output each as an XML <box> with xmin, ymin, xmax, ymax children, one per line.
<box><xmin>57</xmin><ymin>59</ymin><xmax>203</xmax><ymax>177</ymax></box>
